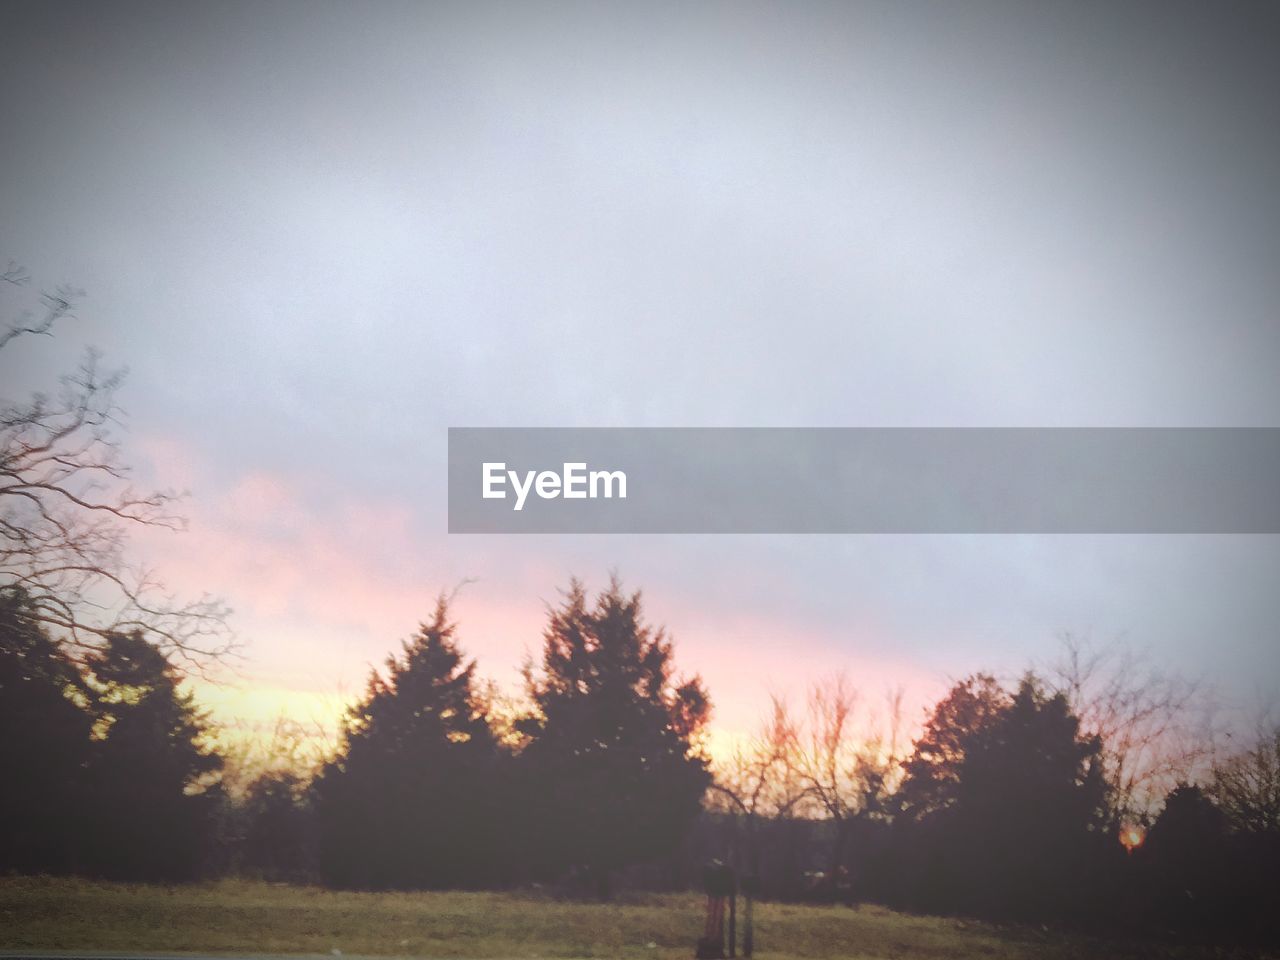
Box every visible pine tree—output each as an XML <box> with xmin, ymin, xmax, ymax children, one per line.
<box><xmin>519</xmin><ymin>576</ymin><xmax>712</xmax><ymax>897</ymax></box>
<box><xmin>0</xmin><ymin>587</ymin><xmax>95</xmax><ymax>874</ymax></box>
<box><xmin>82</xmin><ymin>630</ymin><xmax>223</xmax><ymax>880</ymax></box>
<box><xmin>895</xmin><ymin>674</ymin><xmax>1109</xmax><ymax>921</ymax></box>
<box><xmin>895</xmin><ymin>673</ymin><xmax>1010</xmax><ymax>823</ymax></box>
<box><xmin>313</xmin><ymin>596</ymin><xmax>505</xmax><ymax>889</ymax></box>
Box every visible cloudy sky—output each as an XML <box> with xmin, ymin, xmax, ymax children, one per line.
<box><xmin>2</xmin><ymin>1</ymin><xmax>1278</xmax><ymax>748</ymax></box>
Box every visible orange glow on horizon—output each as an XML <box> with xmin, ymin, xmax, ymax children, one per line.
<box><xmin>142</xmin><ymin>454</ymin><xmax>941</xmax><ymax>781</ymax></box>
<box><xmin>193</xmin><ymin>672</ymin><xmax>926</xmax><ymax>783</ymax></box>
<box><xmin>1120</xmin><ymin>825</ymin><xmax>1145</xmax><ymax>852</ymax></box>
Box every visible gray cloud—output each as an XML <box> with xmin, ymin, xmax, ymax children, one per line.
<box><xmin>2</xmin><ymin>1</ymin><xmax>1277</xmax><ymax>715</ymax></box>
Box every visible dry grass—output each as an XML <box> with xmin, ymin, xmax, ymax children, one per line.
<box><xmin>0</xmin><ymin>876</ymin><xmax>1263</xmax><ymax>960</ymax></box>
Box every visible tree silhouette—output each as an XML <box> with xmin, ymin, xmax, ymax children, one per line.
<box><xmin>81</xmin><ymin>630</ymin><xmax>223</xmax><ymax>880</ymax></box>
<box><xmin>1212</xmin><ymin>723</ymin><xmax>1280</xmax><ymax>835</ymax></box>
<box><xmin>1137</xmin><ymin>784</ymin><xmax>1234</xmax><ymax>933</ymax></box>
<box><xmin>895</xmin><ymin>673</ymin><xmax>1008</xmax><ymax>824</ymax></box>
<box><xmin>892</xmin><ymin>675</ymin><xmax>1110</xmax><ymax>921</ymax></box>
<box><xmin>0</xmin><ymin>586</ymin><xmax>94</xmax><ymax>874</ymax></box>
<box><xmin>0</xmin><ymin>264</ymin><xmax>231</xmax><ymax>668</ymax></box>
<box><xmin>955</xmin><ymin>676</ymin><xmax>1109</xmax><ymax>916</ymax></box>
<box><xmin>779</xmin><ymin>677</ymin><xmax>905</xmax><ymax>901</ymax></box>
<box><xmin>240</xmin><ymin>769</ymin><xmax>314</xmax><ymax>881</ymax></box>
<box><xmin>1047</xmin><ymin>634</ymin><xmax>1210</xmax><ymax>827</ymax></box>
<box><xmin>312</xmin><ymin>596</ymin><xmax>507</xmax><ymax>889</ymax></box>
<box><xmin>710</xmin><ymin>696</ymin><xmax>806</xmax><ymax>889</ymax></box>
<box><xmin>1208</xmin><ymin>726</ymin><xmax>1280</xmax><ymax>942</ymax></box>
<box><xmin>519</xmin><ymin>576</ymin><xmax>711</xmax><ymax>897</ymax></box>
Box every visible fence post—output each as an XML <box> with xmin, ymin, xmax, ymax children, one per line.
<box><xmin>728</xmin><ymin>881</ymin><xmax>736</xmax><ymax>958</ymax></box>
<box><xmin>696</xmin><ymin>860</ymin><xmax>735</xmax><ymax>959</ymax></box>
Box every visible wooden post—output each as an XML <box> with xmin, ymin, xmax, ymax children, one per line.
<box><xmin>727</xmin><ymin>888</ymin><xmax>736</xmax><ymax>958</ymax></box>
<box><xmin>697</xmin><ymin>860</ymin><xmax>734</xmax><ymax>959</ymax></box>
<box><xmin>741</xmin><ymin>873</ymin><xmax>756</xmax><ymax>958</ymax></box>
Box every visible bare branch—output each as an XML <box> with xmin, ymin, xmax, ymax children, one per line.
<box><xmin>0</xmin><ymin>277</ymin><xmax>79</xmax><ymax>351</ymax></box>
<box><xmin>1044</xmin><ymin>632</ymin><xmax>1215</xmax><ymax>823</ymax></box>
<box><xmin>2</xmin><ymin>266</ymin><xmax>234</xmax><ymax>670</ymax></box>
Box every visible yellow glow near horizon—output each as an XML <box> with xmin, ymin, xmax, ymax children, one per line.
<box><xmin>188</xmin><ymin>676</ymin><xmax>915</xmax><ymax>789</ymax></box>
<box><xmin>190</xmin><ymin>679</ymin><xmax>783</xmax><ymax>775</ymax></box>
<box><xmin>1120</xmin><ymin>825</ymin><xmax>1145</xmax><ymax>852</ymax></box>
<box><xmin>193</xmin><ymin>686</ymin><xmax>747</xmax><ymax>773</ymax></box>
<box><xmin>187</xmin><ymin>679</ymin><xmax>354</xmax><ymax>763</ymax></box>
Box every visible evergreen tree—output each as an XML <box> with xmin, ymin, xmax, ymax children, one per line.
<box><xmin>241</xmin><ymin>769</ymin><xmax>314</xmax><ymax>881</ymax></box>
<box><xmin>519</xmin><ymin>576</ymin><xmax>712</xmax><ymax>896</ymax></box>
<box><xmin>82</xmin><ymin>630</ymin><xmax>223</xmax><ymax>880</ymax></box>
<box><xmin>892</xmin><ymin>675</ymin><xmax>1110</xmax><ymax>921</ymax></box>
<box><xmin>895</xmin><ymin>673</ymin><xmax>1009</xmax><ymax>823</ymax></box>
<box><xmin>1138</xmin><ymin>784</ymin><xmax>1235</xmax><ymax>933</ymax></box>
<box><xmin>312</xmin><ymin>596</ymin><xmax>506</xmax><ymax>889</ymax></box>
<box><xmin>0</xmin><ymin>587</ymin><xmax>94</xmax><ymax>874</ymax></box>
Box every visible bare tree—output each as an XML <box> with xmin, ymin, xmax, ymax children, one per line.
<box><xmin>1046</xmin><ymin>633</ymin><xmax>1213</xmax><ymax>825</ymax></box>
<box><xmin>786</xmin><ymin>674</ymin><xmax>905</xmax><ymax>894</ymax></box>
<box><xmin>1211</xmin><ymin>718</ymin><xmax>1280</xmax><ymax>835</ymax></box>
<box><xmin>711</xmin><ymin>696</ymin><xmax>806</xmax><ymax>845</ymax></box>
<box><xmin>220</xmin><ymin>712</ymin><xmax>332</xmax><ymax>799</ymax></box>
<box><xmin>706</xmin><ymin>698</ymin><xmax>804</xmax><ymax>957</ymax></box>
<box><xmin>1</xmin><ymin>265</ymin><xmax>232</xmax><ymax>668</ymax></box>
<box><xmin>792</xmin><ymin>676</ymin><xmax>904</xmax><ymax>820</ymax></box>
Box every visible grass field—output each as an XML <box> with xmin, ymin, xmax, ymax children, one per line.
<box><xmin>0</xmin><ymin>876</ymin><xmax>1264</xmax><ymax>960</ymax></box>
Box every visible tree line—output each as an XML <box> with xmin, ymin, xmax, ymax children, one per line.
<box><xmin>3</xmin><ymin>577</ymin><xmax>1279</xmax><ymax>945</ymax></box>
<box><xmin>711</xmin><ymin>665</ymin><xmax>1279</xmax><ymax>942</ymax></box>
<box><xmin>0</xmin><ymin>577</ymin><xmax>714</xmax><ymax>897</ymax></box>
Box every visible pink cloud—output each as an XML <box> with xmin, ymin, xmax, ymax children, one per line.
<box><xmin>127</xmin><ymin>433</ymin><xmax>953</xmax><ymax>757</ymax></box>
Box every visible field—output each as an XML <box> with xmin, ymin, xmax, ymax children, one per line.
<box><xmin>0</xmin><ymin>877</ymin><xmax>1263</xmax><ymax>960</ymax></box>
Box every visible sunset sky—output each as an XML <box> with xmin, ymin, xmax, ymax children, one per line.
<box><xmin>3</xmin><ymin>1</ymin><xmax>1279</xmax><ymax>757</ymax></box>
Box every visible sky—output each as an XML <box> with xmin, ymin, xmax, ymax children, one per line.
<box><xmin>2</xmin><ymin>0</ymin><xmax>1279</xmax><ymax>754</ymax></box>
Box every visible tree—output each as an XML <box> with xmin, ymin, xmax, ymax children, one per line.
<box><xmin>1137</xmin><ymin>784</ymin><xmax>1235</xmax><ymax>933</ymax></box>
<box><xmin>892</xmin><ymin>675</ymin><xmax>1110</xmax><ymax>921</ymax></box>
<box><xmin>312</xmin><ymin>596</ymin><xmax>507</xmax><ymax>889</ymax></box>
<box><xmin>1208</xmin><ymin>720</ymin><xmax>1280</xmax><ymax>941</ymax></box>
<box><xmin>1</xmin><ymin>264</ymin><xmax>231</xmax><ymax>667</ymax></box>
<box><xmin>219</xmin><ymin>713</ymin><xmax>326</xmax><ymax>882</ymax></box>
<box><xmin>710</xmin><ymin>695</ymin><xmax>807</xmax><ymax>903</ymax></box>
<box><xmin>783</xmin><ymin>676</ymin><xmax>904</xmax><ymax>900</ymax></box>
<box><xmin>519</xmin><ymin>576</ymin><xmax>712</xmax><ymax>897</ymax></box>
<box><xmin>240</xmin><ymin>768</ymin><xmax>314</xmax><ymax>881</ymax></box>
<box><xmin>1211</xmin><ymin>722</ymin><xmax>1280</xmax><ymax>836</ymax></box>
<box><xmin>895</xmin><ymin>673</ymin><xmax>1009</xmax><ymax>824</ymax></box>
<box><xmin>1047</xmin><ymin>633</ymin><xmax>1212</xmax><ymax>826</ymax></box>
<box><xmin>81</xmin><ymin>630</ymin><xmax>223</xmax><ymax>880</ymax></box>
<box><xmin>0</xmin><ymin>586</ymin><xmax>95</xmax><ymax>874</ymax></box>
<box><xmin>711</xmin><ymin>697</ymin><xmax>805</xmax><ymax>845</ymax></box>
